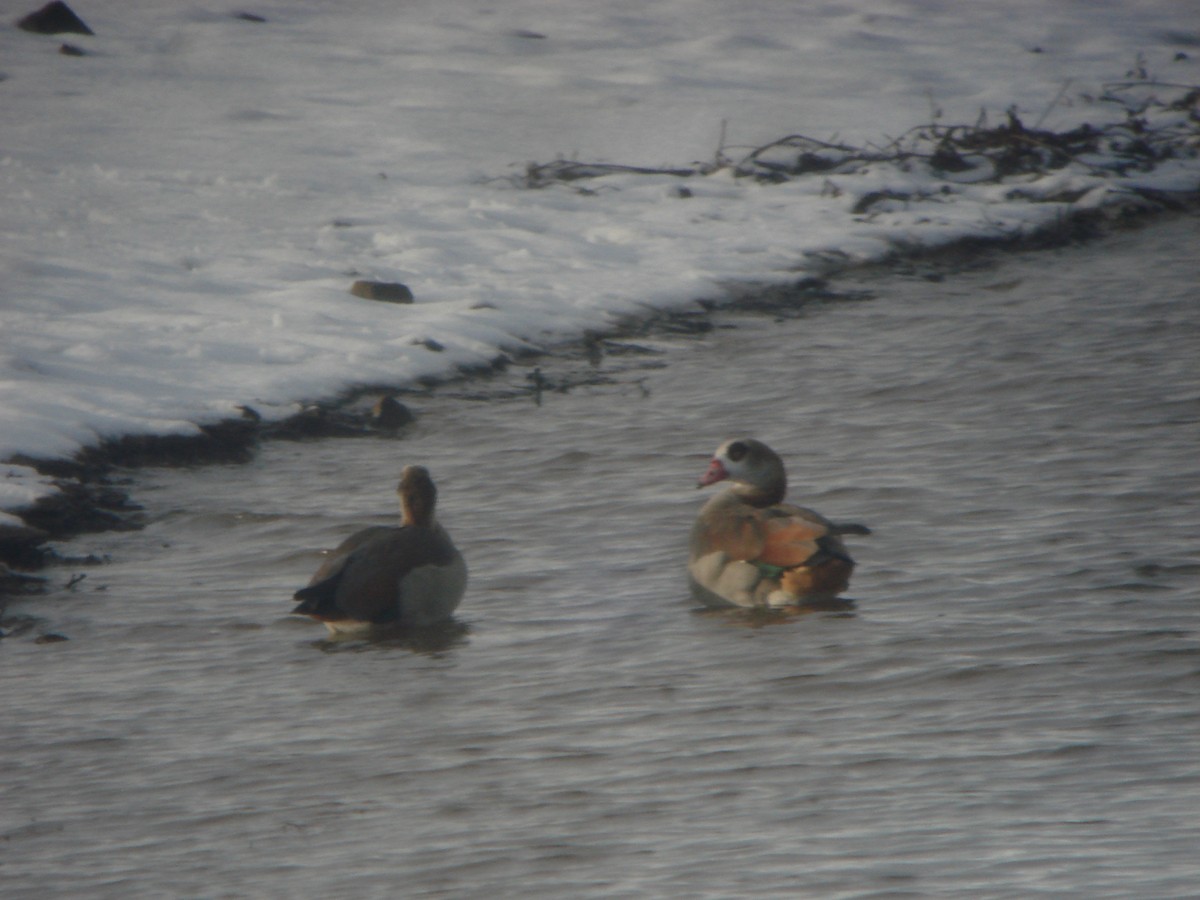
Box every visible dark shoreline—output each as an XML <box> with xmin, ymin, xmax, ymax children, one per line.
<box><xmin>3</xmin><ymin>192</ymin><xmax>1197</xmax><ymax>600</ymax></box>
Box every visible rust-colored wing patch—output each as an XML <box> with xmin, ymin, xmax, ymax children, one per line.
<box><xmin>780</xmin><ymin>558</ymin><xmax>852</xmax><ymax>597</ymax></box>
<box><xmin>757</xmin><ymin>515</ymin><xmax>827</xmax><ymax>567</ymax></box>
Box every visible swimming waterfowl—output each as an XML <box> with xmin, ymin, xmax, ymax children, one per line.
<box><xmin>689</xmin><ymin>438</ymin><xmax>869</xmax><ymax>608</ymax></box>
<box><xmin>293</xmin><ymin>465</ymin><xmax>467</xmax><ymax>634</ymax></box>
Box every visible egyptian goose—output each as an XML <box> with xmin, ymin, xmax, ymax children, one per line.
<box><xmin>293</xmin><ymin>465</ymin><xmax>467</xmax><ymax>633</ymax></box>
<box><xmin>689</xmin><ymin>438</ymin><xmax>869</xmax><ymax>608</ymax></box>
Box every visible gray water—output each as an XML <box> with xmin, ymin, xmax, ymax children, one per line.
<box><xmin>3</xmin><ymin>216</ymin><xmax>1199</xmax><ymax>898</ymax></box>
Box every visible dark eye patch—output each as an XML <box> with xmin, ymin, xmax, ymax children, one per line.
<box><xmin>728</xmin><ymin>441</ymin><xmax>747</xmax><ymax>461</ymax></box>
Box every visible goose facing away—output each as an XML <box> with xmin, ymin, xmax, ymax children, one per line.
<box><xmin>689</xmin><ymin>438</ymin><xmax>869</xmax><ymax>608</ymax></box>
<box><xmin>293</xmin><ymin>466</ymin><xmax>467</xmax><ymax>634</ymax></box>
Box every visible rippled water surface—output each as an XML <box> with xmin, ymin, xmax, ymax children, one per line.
<box><xmin>4</xmin><ymin>217</ymin><xmax>1199</xmax><ymax>898</ymax></box>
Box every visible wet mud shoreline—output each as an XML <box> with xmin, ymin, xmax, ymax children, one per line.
<box><xmin>2</xmin><ymin>193</ymin><xmax>1196</xmax><ymax>601</ymax></box>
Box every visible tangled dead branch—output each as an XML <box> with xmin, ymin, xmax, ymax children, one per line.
<box><xmin>511</xmin><ymin>75</ymin><xmax>1200</xmax><ymax>191</ymax></box>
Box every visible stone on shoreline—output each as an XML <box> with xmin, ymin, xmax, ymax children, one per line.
<box><xmin>17</xmin><ymin>1</ymin><xmax>93</xmax><ymax>36</ymax></box>
<box><xmin>349</xmin><ymin>280</ymin><xmax>414</xmax><ymax>304</ymax></box>
<box><xmin>371</xmin><ymin>395</ymin><xmax>414</xmax><ymax>429</ymax></box>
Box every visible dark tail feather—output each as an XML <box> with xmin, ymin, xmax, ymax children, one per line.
<box><xmin>809</xmin><ymin>535</ymin><xmax>857</xmax><ymax>568</ymax></box>
<box><xmin>834</xmin><ymin>522</ymin><xmax>871</xmax><ymax>536</ymax></box>
<box><xmin>292</xmin><ymin>577</ymin><xmax>345</xmax><ymax>621</ymax></box>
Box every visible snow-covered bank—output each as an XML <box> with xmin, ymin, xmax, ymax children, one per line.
<box><xmin>2</xmin><ymin>0</ymin><xmax>1199</xmax><ymax>534</ymax></box>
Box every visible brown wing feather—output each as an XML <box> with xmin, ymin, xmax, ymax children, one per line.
<box><xmin>694</xmin><ymin>510</ymin><xmax>766</xmax><ymax>561</ymax></box>
<box><xmin>295</xmin><ymin>525</ymin><xmax>459</xmax><ymax>624</ymax></box>
<box><xmin>695</xmin><ymin>505</ymin><xmax>836</xmax><ymax>568</ymax></box>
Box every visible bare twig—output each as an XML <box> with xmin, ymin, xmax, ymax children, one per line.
<box><xmin>1034</xmin><ymin>79</ymin><xmax>1074</xmax><ymax>129</ymax></box>
<box><xmin>511</xmin><ymin>76</ymin><xmax>1199</xmax><ymax>191</ymax></box>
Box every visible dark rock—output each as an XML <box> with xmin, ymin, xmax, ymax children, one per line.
<box><xmin>349</xmin><ymin>280</ymin><xmax>414</xmax><ymax>303</ymax></box>
<box><xmin>35</xmin><ymin>632</ymin><xmax>69</xmax><ymax>644</ymax></box>
<box><xmin>234</xmin><ymin>12</ymin><xmax>267</xmax><ymax>23</ymax></box>
<box><xmin>58</xmin><ymin>42</ymin><xmax>86</xmax><ymax>56</ymax></box>
<box><xmin>420</xmin><ymin>338</ymin><xmax>445</xmax><ymax>352</ymax></box>
<box><xmin>371</xmin><ymin>396</ymin><xmax>414</xmax><ymax>429</ymax></box>
<box><xmin>852</xmin><ymin>190</ymin><xmax>911</xmax><ymax>215</ymax></box>
<box><xmin>17</xmin><ymin>2</ymin><xmax>93</xmax><ymax>36</ymax></box>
